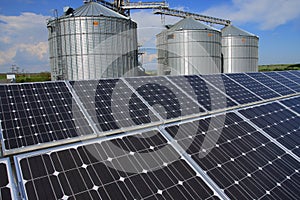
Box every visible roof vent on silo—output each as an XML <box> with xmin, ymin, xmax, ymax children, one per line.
<box><xmin>63</xmin><ymin>6</ymin><xmax>74</xmax><ymax>16</ymax></box>
<box><xmin>83</xmin><ymin>0</ymin><xmax>93</xmax><ymax>4</ymax></box>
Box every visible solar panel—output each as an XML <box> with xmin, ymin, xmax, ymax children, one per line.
<box><xmin>70</xmin><ymin>79</ymin><xmax>161</xmax><ymax>134</ymax></box>
<box><xmin>125</xmin><ymin>76</ymin><xmax>205</xmax><ymax>121</ymax></box>
<box><xmin>0</xmin><ymin>158</ymin><xmax>17</xmax><ymax>200</ymax></box>
<box><xmin>226</xmin><ymin>73</ymin><xmax>279</xmax><ymax>100</ymax></box>
<box><xmin>239</xmin><ymin>101</ymin><xmax>300</xmax><ymax>157</ymax></box>
<box><xmin>201</xmin><ymin>74</ymin><xmax>261</xmax><ymax>105</ymax></box>
<box><xmin>167</xmin><ymin>75</ymin><xmax>237</xmax><ymax>111</ymax></box>
<box><xmin>276</xmin><ymin>71</ymin><xmax>300</xmax><ymax>84</ymax></box>
<box><xmin>288</xmin><ymin>70</ymin><xmax>300</xmax><ymax>78</ymax></box>
<box><xmin>280</xmin><ymin>95</ymin><xmax>300</xmax><ymax>114</ymax></box>
<box><xmin>246</xmin><ymin>72</ymin><xmax>294</xmax><ymax>96</ymax></box>
<box><xmin>0</xmin><ymin>82</ymin><xmax>95</xmax><ymax>155</ymax></box>
<box><xmin>263</xmin><ymin>72</ymin><xmax>300</xmax><ymax>92</ymax></box>
<box><xmin>15</xmin><ymin>129</ymin><xmax>222</xmax><ymax>200</ymax></box>
<box><xmin>164</xmin><ymin>112</ymin><xmax>300</xmax><ymax>199</ymax></box>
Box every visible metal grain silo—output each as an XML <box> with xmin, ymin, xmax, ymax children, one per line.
<box><xmin>156</xmin><ymin>29</ymin><xmax>170</xmax><ymax>75</ymax></box>
<box><xmin>47</xmin><ymin>1</ymin><xmax>138</xmax><ymax>80</ymax></box>
<box><xmin>157</xmin><ymin>17</ymin><xmax>222</xmax><ymax>75</ymax></box>
<box><xmin>221</xmin><ymin>25</ymin><xmax>259</xmax><ymax>73</ymax></box>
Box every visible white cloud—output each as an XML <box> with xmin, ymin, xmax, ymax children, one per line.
<box><xmin>202</xmin><ymin>0</ymin><xmax>300</xmax><ymax>30</ymax></box>
<box><xmin>18</xmin><ymin>42</ymin><xmax>48</xmax><ymax>60</ymax></box>
<box><xmin>0</xmin><ymin>12</ymin><xmax>50</xmax><ymax>72</ymax></box>
<box><xmin>131</xmin><ymin>10</ymin><xmax>179</xmax><ymax>70</ymax></box>
<box><xmin>131</xmin><ymin>10</ymin><xmax>178</xmax><ymax>46</ymax></box>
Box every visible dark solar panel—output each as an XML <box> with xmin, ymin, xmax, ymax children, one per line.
<box><xmin>0</xmin><ymin>82</ymin><xmax>94</xmax><ymax>155</ymax></box>
<box><xmin>125</xmin><ymin>76</ymin><xmax>205</xmax><ymax>120</ymax></box>
<box><xmin>167</xmin><ymin>75</ymin><xmax>237</xmax><ymax>111</ymax></box>
<box><xmin>288</xmin><ymin>70</ymin><xmax>300</xmax><ymax>78</ymax></box>
<box><xmin>15</xmin><ymin>130</ymin><xmax>221</xmax><ymax>200</ymax></box>
<box><xmin>246</xmin><ymin>73</ymin><xmax>294</xmax><ymax>96</ymax></box>
<box><xmin>0</xmin><ymin>158</ymin><xmax>16</xmax><ymax>200</ymax></box>
<box><xmin>263</xmin><ymin>72</ymin><xmax>300</xmax><ymax>92</ymax></box>
<box><xmin>70</xmin><ymin>79</ymin><xmax>160</xmax><ymax>133</ymax></box>
<box><xmin>202</xmin><ymin>74</ymin><xmax>261</xmax><ymax>105</ymax></box>
<box><xmin>276</xmin><ymin>71</ymin><xmax>300</xmax><ymax>84</ymax></box>
<box><xmin>226</xmin><ymin>73</ymin><xmax>279</xmax><ymax>100</ymax></box>
<box><xmin>239</xmin><ymin>102</ymin><xmax>300</xmax><ymax>157</ymax></box>
<box><xmin>165</xmin><ymin>113</ymin><xmax>300</xmax><ymax>199</ymax></box>
<box><xmin>280</xmin><ymin>96</ymin><xmax>300</xmax><ymax>114</ymax></box>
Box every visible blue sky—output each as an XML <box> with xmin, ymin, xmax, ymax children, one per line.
<box><xmin>0</xmin><ymin>0</ymin><xmax>299</xmax><ymax>73</ymax></box>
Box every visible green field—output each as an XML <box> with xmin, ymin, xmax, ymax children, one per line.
<box><xmin>0</xmin><ymin>64</ymin><xmax>299</xmax><ymax>83</ymax></box>
<box><xmin>0</xmin><ymin>72</ymin><xmax>51</xmax><ymax>83</ymax></box>
<box><xmin>259</xmin><ymin>63</ymin><xmax>300</xmax><ymax>71</ymax></box>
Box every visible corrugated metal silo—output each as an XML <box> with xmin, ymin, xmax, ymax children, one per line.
<box><xmin>157</xmin><ymin>18</ymin><xmax>222</xmax><ymax>75</ymax></box>
<box><xmin>222</xmin><ymin>25</ymin><xmax>259</xmax><ymax>73</ymax></box>
<box><xmin>156</xmin><ymin>29</ymin><xmax>170</xmax><ymax>75</ymax></box>
<box><xmin>47</xmin><ymin>1</ymin><xmax>138</xmax><ymax>80</ymax></box>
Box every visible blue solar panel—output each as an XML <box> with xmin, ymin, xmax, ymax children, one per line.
<box><xmin>239</xmin><ymin>102</ymin><xmax>300</xmax><ymax>157</ymax></box>
<box><xmin>226</xmin><ymin>73</ymin><xmax>279</xmax><ymax>100</ymax></box>
<box><xmin>276</xmin><ymin>71</ymin><xmax>300</xmax><ymax>84</ymax></box>
<box><xmin>0</xmin><ymin>82</ymin><xmax>95</xmax><ymax>155</ymax></box>
<box><xmin>202</xmin><ymin>74</ymin><xmax>261</xmax><ymax>105</ymax></box>
<box><xmin>125</xmin><ymin>76</ymin><xmax>205</xmax><ymax>121</ymax></box>
<box><xmin>288</xmin><ymin>70</ymin><xmax>300</xmax><ymax>78</ymax></box>
<box><xmin>280</xmin><ymin>96</ymin><xmax>300</xmax><ymax>114</ymax></box>
<box><xmin>164</xmin><ymin>112</ymin><xmax>300</xmax><ymax>199</ymax></box>
<box><xmin>167</xmin><ymin>75</ymin><xmax>237</xmax><ymax>111</ymax></box>
<box><xmin>70</xmin><ymin>79</ymin><xmax>161</xmax><ymax>134</ymax></box>
<box><xmin>246</xmin><ymin>72</ymin><xmax>294</xmax><ymax>96</ymax></box>
<box><xmin>263</xmin><ymin>72</ymin><xmax>300</xmax><ymax>92</ymax></box>
<box><xmin>15</xmin><ymin>130</ymin><xmax>221</xmax><ymax>200</ymax></box>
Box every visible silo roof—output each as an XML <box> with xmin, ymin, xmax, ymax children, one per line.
<box><xmin>222</xmin><ymin>25</ymin><xmax>256</xmax><ymax>37</ymax></box>
<box><xmin>70</xmin><ymin>2</ymin><xmax>128</xmax><ymax>19</ymax></box>
<box><xmin>168</xmin><ymin>17</ymin><xmax>219</xmax><ymax>32</ymax></box>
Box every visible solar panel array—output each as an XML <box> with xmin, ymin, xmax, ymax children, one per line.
<box><xmin>70</xmin><ymin>79</ymin><xmax>161</xmax><ymax>133</ymax></box>
<box><xmin>14</xmin><ymin>130</ymin><xmax>222</xmax><ymax>200</ymax></box>
<box><xmin>0</xmin><ymin>82</ymin><xmax>95</xmax><ymax>155</ymax></box>
<box><xmin>163</xmin><ymin>111</ymin><xmax>300</xmax><ymax>199</ymax></box>
<box><xmin>0</xmin><ymin>70</ymin><xmax>300</xmax><ymax>200</ymax></box>
<box><xmin>125</xmin><ymin>76</ymin><xmax>205</xmax><ymax>121</ymax></box>
<box><xmin>0</xmin><ymin>158</ymin><xmax>16</xmax><ymax>200</ymax></box>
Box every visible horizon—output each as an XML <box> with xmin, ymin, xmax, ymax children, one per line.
<box><xmin>0</xmin><ymin>0</ymin><xmax>300</xmax><ymax>73</ymax></box>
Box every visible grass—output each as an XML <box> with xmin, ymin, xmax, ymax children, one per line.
<box><xmin>0</xmin><ymin>72</ymin><xmax>51</xmax><ymax>83</ymax></box>
<box><xmin>0</xmin><ymin>64</ymin><xmax>299</xmax><ymax>83</ymax></box>
<box><xmin>259</xmin><ymin>64</ymin><xmax>300</xmax><ymax>72</ymax></box>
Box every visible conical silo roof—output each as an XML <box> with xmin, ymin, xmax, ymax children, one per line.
<box><xmin>168</xmin><ymin>17</ymin><xmax>219</xmax><ymax>31</ymax></box>
<box><xmin>221</xmin><ymin>25</ymin><xmax>256</xmax><ymax>37</ymax></box>
<box><xmin>71</xmin><ymin>2</ymin><xmax>128</xmax><ymax>19</ymax></box>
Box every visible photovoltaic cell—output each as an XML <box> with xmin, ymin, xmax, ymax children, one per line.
<box><xmin>0</xmin><ymin>82</ymin><xmax>94</xmax><ymax>154</ymax></box>
<box><xmin>276</xmin><ymin>71</ymin><xmax>300</xmax><ymax>84</ymax></box>
<box><xmin>239</xmin><ymin>102</ymin><xmax>300</xmax><ymax>157</ymax></box>
<box><xmin>288</xmin><ymin>70</ymin><xmax>300</xmax><ymax>78</ymax></box>
<box><xmin>280</xmin><ymin>96</ymin><xmax>300</xmax><ymax>114</ymax></box>
<box><xmin>70</xmin><ymin>79</ymin><xmax>160</xmax><ymax>133</ymax></box>
<box><xmin>165</xmin><ymin>113</ymin><xmax>300</xmax><ymax>199</ymax></box>
<box><xmin>202</xmin><ymin>74</ymin><xmax>261</xmax><ymax>105</ymax></box>
<box><xmin>125</xmin><ymin>76</ymin><xmax>205</xmax><ymax>120</ymax></box>
<box><xmin>263</xmin><ymin>72</ymin><xmax>300</xmax><ymax>92</ymax></box>
<box><xmin>246</xmin><ymin>72</ymin><xmax>294</xmax><ymax>96</ymax></box>
<box><xmin>0</xmin><ymin>158</ymin><xmax>16</xmax><ymax>200</ymax></box>
<box><xmin>15</xmin><ymin>130</ymin><xmax>220</xmax><ymax>200</ymax></box>
<box><xmin>226</xmin><ymin>73</ymin><xmax>279</xmax><ymax>100</ymax></box>
<box><xmin>167</xmin><ymin>75</ymin><xmax>237</xmax><ymax>111</ymax></box>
